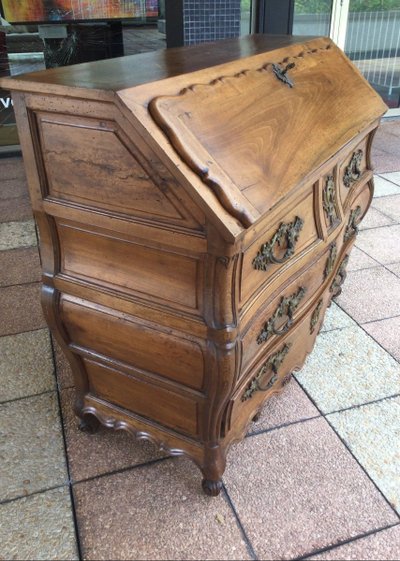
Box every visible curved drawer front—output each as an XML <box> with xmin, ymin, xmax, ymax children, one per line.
<box><xmin>83</xmin><ymin>358</ymin><xmax>199</xmax><ymax>438</ymax></box>
<box><xmin>227</xmin><ymin>295</ymin><xmax>329</xmax><ymax>434</ymax></box>
<box><xmin>240</xmin><ymin>189</ymin><xmax>319</xmax><ymax>309</ymax></box>
<box><xmin>240</xmin><ymin>242</ymin><xmax>335</xmax><ymax>374</ymax></box>
<box><xmin>59</xmin><ymin>295</ymin><xmax>205</xmax><ymax>391</ymax></box>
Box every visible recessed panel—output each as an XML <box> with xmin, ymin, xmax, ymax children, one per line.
<box><xmin>57</xmin><ymin>220</ymin><xmax>200</xmax><ymax>312</ymax></box>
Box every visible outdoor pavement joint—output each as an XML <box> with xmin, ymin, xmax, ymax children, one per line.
<box><xmin>245</xmin><ymin>413</ymin><xmax>322</xmax><ymax>439</ymax></box>
<box><xmin>0</xmin><ymin>483</ymin><xmax>67</xmax><ymax>507</ymax></box>
<box><xmin>221</xmin><ymin>483</ymin><xmax>258</xmax><ymax>561</ymax></box>
<box><xmin>0</xmin><ymin>388</ymin><xmax>54</xmax><ymax>407</ymax></box>
<box><xmin>49</xmin><ymin>336</ymin><xmax>84</xmax><ymax>561</ymax></box>
<box><xmin>72</xmin><ymin>456</ymin><xmax>170</xmax><ymax>486</ymax></box>
<box><xmin>289</xmin><ymin>380</ymin><xmax>400</xmax><ymax>520</ymax></box>
<box><xmin>323</xmin><ymin>415</ymin><xmax>400</xmax><ymax>521</ymax></box>
<box><xmin>295</xmin><ymin>521</ymin><xmax>400</xmax><ymax>561</ymax></box>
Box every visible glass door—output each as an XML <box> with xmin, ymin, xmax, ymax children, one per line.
<box><xmin>293</xmin><ymin>0</ymin><xmax>400</xmax><ymax>116</ymax></box>
<box><xmin>341</xmin><ymin>0</ymin><xmax>400</xmax><ymax>114</ymax></box>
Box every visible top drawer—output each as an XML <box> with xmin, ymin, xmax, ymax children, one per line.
<box><xmin>240</xmin><ymin>189</ymin><xmax>319</xmax><ymax>307</ymax></box>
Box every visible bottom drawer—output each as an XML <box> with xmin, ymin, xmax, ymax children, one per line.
<box><xmin>226</xmin><ymin>294</ymin><xmax>330</xmax><ymax>434</ymax></box>
<box><xmin>83</xmin><ymin>358</ymin><xmax>199</xmax><ymax>438</ymax></box>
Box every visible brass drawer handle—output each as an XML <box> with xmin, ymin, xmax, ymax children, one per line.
<box><xmin>343</xmin><ymin>150</ymin><xmax>363</xmax><ymax>188</ymax></box>
<box><xmin>330</xmin><ymin>254</ymin><xmax>349</xmax><ymax>296</ymax></box>
<box><xmin>241</xmin><ymin>343</ymin><xmax>292</xmax><ymax>402</ymax></box>
<box><xmin>252</xmin><ymin>216</ymin><xmax>304</xmax><ymax>270</ymax></box>
<box><xmin>323</xmin><ymin>175</ymin><xmax>338</xmax><ymax>226</ymax></box>
<box><xmin>257</xmin><ymin>286</ymin><xmax>306</xmax><ymax>344</ymax></box>
<box><xmin>272</xmin><ymin>62</ymin><xmax>295</xmax><ymax>88</ymax></box>
<box><xmin>344</xmin><ymin>205</ymin><xmax>362</xmax><ymax>242</ymax></box>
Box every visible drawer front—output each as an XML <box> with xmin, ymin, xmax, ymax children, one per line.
<box><xmin>84</xmin><ymin>358</ymin><xmax>199</xmax><ymax>437</ymax></box>
<box><xmin>240</xmin><ymin>190</ymin><xmax>319</xmax><ymax>308</ymax></box>
<box><xmin>240</xmin><ymin>242</ymin><xmax>335</xmax><ymax>373</ymax></box>
<box><xmin>228</xmin><ymin>295</ymin><xmax>329</xmax><ymax>433</ymax></box>
<box><xmin>60</xmin><ymin>296</ymin><xmax>205</xmax><ymax>391</ymax></box>
<box><xmin>338</xmin><ymin>134</ymin><xmax>369</xmax><ymax>209</ymax></box>
<box><xmin>57</xmin><ymin>219</ymin><xmax>202</xmax><ymax>314</ymax></box>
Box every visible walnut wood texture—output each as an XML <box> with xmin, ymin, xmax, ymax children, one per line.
<box><xmin>1</xmin><ymin>35</ymin><xmax>386</xmax><ymax>496</ymax></box>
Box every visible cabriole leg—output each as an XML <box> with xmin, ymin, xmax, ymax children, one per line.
<box><xmin>78</xmin><ymin>414</ymin><xmax>100</xmax><ymax>434</ymax></box>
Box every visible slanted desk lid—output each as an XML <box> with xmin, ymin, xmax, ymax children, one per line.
<box><xmin>147</xmin><ymin>37</ymin><xmax>387</xmax><ymax>228</ymax></box>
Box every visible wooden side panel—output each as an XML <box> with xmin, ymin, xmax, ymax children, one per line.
<box><xmin>57</xmin><ymin>219</ymin><xmax>202</xmax><ymax>312</ymax></box>
<box><xmin>60</xmin><ymin>297</ymin><xmax>206</xmax><ymax>391</ymax></box>
<box><xmin>84</xmin><ymin>359</ymin><xmax>199</xmax><ymax>437</ymax></box>
<box><xmin>34</xmin><ymin>111</ymin><xmax>203</xmax><ymax>229</ymax></box>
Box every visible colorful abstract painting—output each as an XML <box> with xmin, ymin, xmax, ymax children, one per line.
<box><xmin>2</xmin><ymin>0</ymin><xmax>158</xmax><ymax>23</ymax></box>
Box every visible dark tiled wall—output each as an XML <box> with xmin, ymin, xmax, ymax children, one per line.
<box><xmin>183</xmin><ymin>0</ymin><xmax>241</xmax><ymax>45</ymax></box>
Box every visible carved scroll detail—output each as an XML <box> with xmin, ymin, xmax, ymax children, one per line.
<box><xmin>322</xmin><ymin>175</ymin><xmax>337</xmax><ymax>226</ymax></box>
<box><xmin>252</xmin><ymin>216</ymin><xmax>304</xmax><ymax>270</ymax></box>
<box><xmin>343</xmin><ymin>150</ymin><xmax>363</xmax><ymax>188</ymax></box>
<box><xmin>310</xmin><ymin>299</ymin><xmax>323</xmax><ymax>334</ymax></box>
<box><xmin>241</xmin><ymin>343</ymin><xmax>292</xmax><ymax>402</ymax></box>
<box><xmin>257</xmin><ymin>287</ymin><xmax>306</xmax><ymax>344</ymax></box>
<box><xmin>344</xmin><ymin>206</ymin><xmax>362</xmax><ymax>242</ymax></box>
<box><xmin>324</xmin><ymin>242</ymin><xmax>337</xmax><ymax>279</ymax></box>
<box><xmin>330</xmin><ymin>255</ymin><xmax>350</xmax><ymax>296</ymax></box>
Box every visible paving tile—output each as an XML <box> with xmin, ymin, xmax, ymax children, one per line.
<box><xmin>0</xmin><ymin>393</ymin><xmax>68</xmax><ymax>501</ymax></box>
<box><xmin>374</xmin><ymin>175</ymin><xmax>400</xmax><ymax>197</ymax></box>
<box><xmin>328</xmin><ymin>397</ymin><xmax>400</xmax><ymax>514</ymax></box>
<box><xmin>53</xmin><ymin>337</ymin><xmax>74</xmax><ymax>389</ymax></box>
<box><xmin>363</xmin><ymin>316</ymin><xmax>400</xmax><ymax>362</ymax></box>
<box><xmin>372</xmin><ymin>194</ymin><xmax>400</xmax><ymax>223</ymax></box>
<box><xmin>0</xmin><ymin>283</ymin><xmax>46</xmax><ymax>336</ymax></box>
<box><xmin>336</xmin><ymin>267</ymin><xmax>400</xmax><ymax>323</ymax></box>
<box><xmin>0</xmin><ymin>329</ymin><xmax>55</xmax><ymax>403</ymax></box>
<box><xmin>308</xmin><ymin>525</ymin><xmax>400</xmax><ymax>560</ymax></box>
<box><xmin>0</xmin><ymin>247</ymin><xmax>41</xmax><ymax>287</ymax></box>
<box><xmin>386</xmin><ymin>262</ymin><xmax>400</xmax><ymax>278</ymax></box>
<box><xmin>355</xmin><ymin>224</ymin><xmax>400</xmax><ymax>265</ymax></box>
<box><xmin>380</xmin><ymin>171</ymin><xmax>400</xmax><ymax>186</ymax></box>
<box><xmin>0</xmin><ymin>156</ymin><xmax>26</xmax><ymax>180</ymax></box>
<box><xmin>0</xmin><ymin>194</ymin><xmax>33</xmax><ymax>223</ymax></box>
<box><xmin>224</xmin><ymin>417</ymin><xmax>398</xmax><ymax>561</ymax></box>
<box><xmin>372</xmin><ymin>148</ymin><xmax>400</xmax><ymax>174</ymax></box>
<box><xmin>0</xmin><ymin>487</ymin><xmax>78</xmax><ymax>561</ymax></box>
<box><xmin>346</xmin><ymin>246</ymin><xmax>379</xmax><ymax>272</ymax></box>
<box><xmin>248</xmin><ymin>378</ymin><xmax>319</xmax><ymax>434</ymax></box>
<box><xmin>0</xmin><ymin>176</ymin><xmax>28</xmax><ymax>200</ymax></box>
<box><xmin>320</xmin><ymin>302</ymin><xmax>357</xmax><ymax>332</ymax></box>
<box><xmin>74</xmin><ymin>458</ymin><xmax>251</xmax><ymax>560</ymax></box>
<box><xmin>0</xmin><ymin>176</ymin><xmax>32</xmax><ymax>223</ymax></box>
<box><xmin>0</xmin><ymin>220</ymin><xmax>37</xmax><ymax>250</ymax></box>
<box><xmin>61</xmin><ymin>388</ymin><xmax>166</xmax><ymax>482</ymax></box>
<box><xmin>295</xmin><ymin>326</ymin><xmax>400</xmax><ymax>413</ymax></box>
<box><xmin>359</xmin><ymin>207</ymin><xmax>395</xmax><ymax>230</ymax></box>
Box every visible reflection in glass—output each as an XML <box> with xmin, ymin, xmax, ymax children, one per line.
<box><xmin>345</xmin><ymin>1</ymin><xmax>400</xmax><ymax>109</ymax></box>
<box><xmin>292</xmin><ymin>0</ymin><xmax>334</xmax><ymax>36</ymax></box>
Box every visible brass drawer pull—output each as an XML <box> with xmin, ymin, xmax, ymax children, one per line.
<box><xmin>330</xmin><ymin>254</ymin><xmax>349</xmax><ymax>296</ymax></box>
<box><xmin>272</xmin><ymin>62</ymin><xmax>295</xmax><ymax>88</ymax></box>
<box><xmin>344</xmin><ymin>205</ymin><xmax>362</xmax><ymax>242</ymax></box>
<box><xmin>252</xmin><ymin>216</ymin><xmax>304</xmax><ymax>270</ymax></box>
<box><xmin>257</xmin><ymin>286</ymin><xmax>306</xmax><ymax>344</ymax></box>
<box><xmin>242</xmin><ymin>343</ymin><xmax>292</xmax><ymax>402</ymax></box>
<box><xmin>343</xmin><ymin>150</ymin><xmax>363</xmax><ymax>188</ymax></box>
<box><xmin>323</xmin><ymin>175</ymin><xmax>337</xmax><ymax>226</ymax></box>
